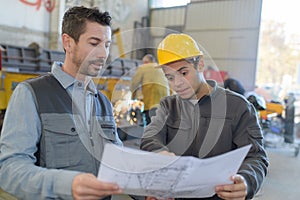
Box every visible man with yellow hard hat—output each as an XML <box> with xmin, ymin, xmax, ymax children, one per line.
<box><xmin>140</xmin><ymin>33</ymin><xmax>268</xmax><ymax>200</ymax></box>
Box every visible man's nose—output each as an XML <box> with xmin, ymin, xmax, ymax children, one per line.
<box><xmin>96</xmin><ymin>44</ymin><xmax>109</xmax><ymax>59</ymax></box>
<box><xmin>174</xmin><ymin>75</ymin><xmax>184</xmax><ymax>86</ymax></box>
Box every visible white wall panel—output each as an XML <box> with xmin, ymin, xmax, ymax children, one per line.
<box><xmin>188</xmin><ymin>30</ymin><xmax>260</xmax><ymax>59</ymax></box>
<box><xmin>211</xmin><ymin>59</ymin><xmax>257</xmax><ymax>90</ymax></box>
<box><xmin>150</xmin><ymin>7</ymin><xmax>186</xmax><ymax>36</ymax></box>
<box><xmin>185</xmin><ymin>0</ymin><xmax>262</xmax><ymax>30</ymax></box>
<box><xmin>0</xmin><ymin>0</ymin><xmax>50</xmax><ymax>32</ymax></box>
<box><xmin>184</xmin><ymin>0</ymin><xmax>262</xmax><ymax>91</ymax></box>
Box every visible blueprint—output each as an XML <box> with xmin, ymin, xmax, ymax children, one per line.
<box><xmin>97</xmin><ymin>143</ymin><xmax>251</xmax><ymax>198</ymax></box>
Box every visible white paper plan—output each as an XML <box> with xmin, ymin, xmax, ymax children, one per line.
<box><xmin>97</xmin><ymin>143</ymin><xmax>251</xmax><ymax>198</ymax></box>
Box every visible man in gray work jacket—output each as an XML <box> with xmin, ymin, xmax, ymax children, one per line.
<box><xmin>140</xmin><ymin>33</ymin><xmax>269</xmax><ymax>200</ymax></box>
<box><xmin>0</xmin><ymin>6</ymin><xmax>123</xmax><ymax>199</ymax></box>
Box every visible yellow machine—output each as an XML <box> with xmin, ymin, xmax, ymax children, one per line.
<box><xmin>260</xmin><ymin>102</ymin><xmax>284</xmax><ymax>119</ymax></box>
<box><xmin>0</xmin><ymin>44</ymin><xmax>142</xmax><ymax>129</ymax></box>
<box><xmin>1</xmin><ymin>72</ymin><xmax>39</xmax><ymax>110</ymax></box>
<box><xmin>0</xmin><ymin>73</ymin><xmax>132</xmax><ymax>109</ymax></box>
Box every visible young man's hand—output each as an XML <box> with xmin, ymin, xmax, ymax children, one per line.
<box><xmin>158</xmin><ymin>150</ymin><xmax>175</xmax><ymax>156</ymax></box>
<box><xmin>72</xmin><ymin>173</ymin><xmax>122</xmax><ymax>200</ymax></box>
<box><xmin>215</xmin><ymin>174</ymin><xmax>247</xmax><ymax>200</ymax></box>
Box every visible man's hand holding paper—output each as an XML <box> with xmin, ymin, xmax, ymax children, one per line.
<box><xmin>97</xmin><ymin>143</ymin><xmax>251</xmax><ymax>198</ymax></box>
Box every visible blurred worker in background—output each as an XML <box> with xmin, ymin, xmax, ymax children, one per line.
<box><xmin>284</xmin><ymin>92</ymin><xmax>296</xmax><ymax>143</ymax></box>
<box><xmin>130</xmin><ymin>54</ymin><xmax>170</xmax><ymax>125</ymax></box>
<box><xmin>223</xmin><ymin>74</ymin><xmax>245</xmax><ymax>96</ymax></box>
<box><xmin>0</xmin><ymin>6</ymin><xmax>123</xmax><ymax>199</ymax></box>
<box><xmin>140</xmin><ymin>33</ymin><xmax>269</xmax><ymax>200</ymax></box>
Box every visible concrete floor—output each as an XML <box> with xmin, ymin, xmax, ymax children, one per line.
<box><xmin>253</xmin><ymin>143</ymin><xmax>300</xmax><ymax>200</ymax></box>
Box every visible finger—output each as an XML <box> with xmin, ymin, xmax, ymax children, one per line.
<box><xmin>75</xmin><ymin>194</ymin><xmax>110</xmax><ymax>200</ymax></box>
<box><xmin>231</xmin><ymin>175</ymin><xmax>244</xmax><ymax>184</ymax></box>
<box><xmin>73</xmin><ymin>174</ymin><xmax>122</xmax><ymax>199</ymax></box>
<box><xmin>218</xmin><ymin>184</ymin><xmax>246</xmax><ymax>196</ymax></box>
<box><xmin>158</xmin><ymin>151</ymin><xmax>175</xmax><ymax>156</ymax></box>
<box><xmin>218</xmin><ymin>175</ymin><xmax>246</xmax><ymax>191</ymax></box>
<box><xmin>74</xmin><ymin>187</ymin><xmax>122</xmax><ymax>200</ymax></box>
<box><xmin>215</xmin><ymin>176</ymin><xmax>247</xmax><ymax>199</ymax></box>
<box><xmin>146</xmin><ymin>196</ymin><xmax>157</xmax><ymax>200</ymax></box>
<box><xmin>83</xmin><ymin>174</ymin><xmax>121</xmax><ymax>191</ymax></box>
<box><xmin>96</xmin><ymin>181</ymin><xmax>121</xmax><ymax>190</ymax></box>
<box><xmin>216</xmin><ymin>184</ymin><xmax>247</xmax><ymax>199</ymax></box>
<box><xmin>80</xmin><ymin>185</ymin><xmax>122</xmax><ymax>195</ymax></box>
<box><xmin>217</xmin><ymin>191</ymin><xmax>246</xmax><ymax>200</ymax></box>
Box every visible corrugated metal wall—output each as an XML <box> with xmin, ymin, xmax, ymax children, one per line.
<box><xmin>185</xmin><ymin>0</ymin><xmax>261</xmax><ymax>30</ymax></box>
<box><xmin>150</xmin><ymin>6</ymin><xmax>186</xmax><ymax>48</ymax></box>
<box><xmin>151</xmin><ymin>7</ymin><xmax>186</xmax><ymax>31</ymax></box>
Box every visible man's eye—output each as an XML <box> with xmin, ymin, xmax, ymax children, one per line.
<box><xmin>182</xmin><ymin>71</ymin><xmax>188</xmax><ymax>76</ymax></box>
<box><xmin>91</xmin><ymin>43</ymin><xmax>98</xmax><ymax>46</ymax></box>
<box><xmin>166</xmin><ymin>76</ymin><xmax>173</xmax><ymax>81</ymax></box>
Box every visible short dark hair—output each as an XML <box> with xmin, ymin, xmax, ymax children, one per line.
<box><xmin>62</xmin><ymin>6</ymin><xmax>112</xmax><ymax>42</ymax></box>
<box><xmin>186</xmin><ymin>56</ymin><xmax>201</xmax><ymax>69</ymax></box>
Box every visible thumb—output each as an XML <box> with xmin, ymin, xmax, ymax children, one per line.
<box><xmin>231</xmin><ymin>175</ymin><xmax>244</xmax><ymax>184</ymax></box>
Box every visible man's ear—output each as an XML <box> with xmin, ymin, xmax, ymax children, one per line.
<box><xmin>62</xmin><ymin>33</ymin><xmax>72</xmax><ymax>53</ymax></box>
<box><xmin>197</xmin><ymin>60</ymin><xmax>205</xmax><ymax>72</ymax></box>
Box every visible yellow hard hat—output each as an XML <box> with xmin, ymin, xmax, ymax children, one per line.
<box><xmin>157</xmin><ymin>33</ymin><xmax>203</xmax><ymax>66</ymax></box>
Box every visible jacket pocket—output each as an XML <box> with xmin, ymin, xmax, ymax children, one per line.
<box><xmin>96</xmin><ymin>116</ymin><xmax>117</xmax><ymax>141</ymax></box>
<box><xmin>41</xmin><ymin>113</ymin><xmax>85</xmax><ymax>168</ymax></box>
<box><xmin>165</xmin><ymin>118</ymin><xmax>193</xmax><ymax>154</ymax></box>
<box><xmin>42</xmin><ymin>113</ymin><xmax>78</xmax><ymax>136</ymax></box>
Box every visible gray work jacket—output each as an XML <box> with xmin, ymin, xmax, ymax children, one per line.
<box><xmin>27</xmin><ymin>74</ymin><xmax>122</xmax><ymax>173</ymax></box>
<box><xmin>0</xmin><ymin>62</ymin><xmax>122</xmax><ymax>199</ymax></box>
<box><xmin>141</xmin><ymin>80</ymin><xmax>269</xmax><ymax>200</ymax></box>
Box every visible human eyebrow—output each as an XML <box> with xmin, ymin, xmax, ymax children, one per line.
<box><xmin>87</xmin><ymin>37</ymin><xmax>100</xmax><ymax>44</ymax></box>
<box><xmin>89</xmin><ymin>37</ymin><xmax>101</xmax><ymax>41</ymax></box>
<box><xmin>177</xmin><ymin>66</ymin><xmax>189</xmax><ymax>72</ymax></box>
<box><xmin>89</xmin><ymin>36</ymin><xmax>111</xmax><ymax>43</ymax></box>
<box><xmin>89</xmin><ymin>37</ymin><xmax>111</xmax><ymax>47</ymax></box>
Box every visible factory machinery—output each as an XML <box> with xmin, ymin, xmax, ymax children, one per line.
<box><xmin>0</xmin><ymin>44</ymin><xmax>144</xmax><ymax>140</ymax></box>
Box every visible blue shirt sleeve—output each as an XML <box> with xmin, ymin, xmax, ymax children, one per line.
<box><xmin>0</xmin><ymin>82</ymin><xmax>79</xmax><ymax>199</ymax></box>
